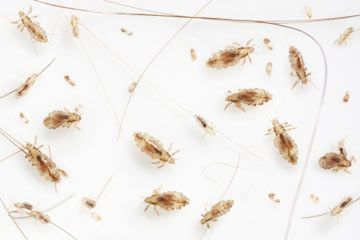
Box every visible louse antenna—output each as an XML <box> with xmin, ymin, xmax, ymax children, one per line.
<box><xmin>50</xmin><ymin>221</ymin><xmax>78</xmax><ymax>240</ymax></box>
<box><xmin>34</xmin><ymin>0</ymin><xmax>360</xmax><ymax>24</ymax></box>
<box><xmin>37</xmin><ymin>57</ymin><xmax>56</xmax><ymax>76</ymax></box>
<box><xmin>0</xmin><ymin>198</ymin><xmax>30</xmax><ymax>240</ymax></box>
<box><xmin>95</xmin><ymin>176</ymin><xmax>114</xmax><ymax>202</ymax></box>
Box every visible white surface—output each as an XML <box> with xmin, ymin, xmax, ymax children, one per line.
<box><xmin>0</xmin><ymin>0</ymin><xmax>359</xmax><ymax>239</ymax></box>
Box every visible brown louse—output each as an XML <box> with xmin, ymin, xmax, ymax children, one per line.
<box><xmin>267</xmin><ymin>119</ymin><xmax>299</xmax><ymax>165</ymax></box>
<box><xmin>0</xmin><ymin>58</ymin><xmax>56</xmax><ymax>99</ymax></box>
<box><xmin>195</xmin><ymin>115</ymin><xmax>215</xmax><ymax>136</ymax></box>
<box><xmin>144</xmin><ymin>188</ymin><xmax>189</xmax><ymax>215</ymax></box>
<box><xmin>43</xmin><ymin>106</ymin><xmax>82</xmax><ymax>130</ymax></box>
<box><xmin>303</xmin><ymin>196</ymin><xmax>360</xmax><ymax>219</ymax></box>
<box><xmin>224</xmin><ymin>88</ymin><xmax>272</xmax><ymax>111</ymax></box>
<box><xmin>64</xmin><ymin>75</ymin><xmax>76</xmax><ymax>86</ymax></box>
<box><xmin>288</xmin><ymin>46</ymin><xmax>311</xmax><ymax>89</ymax></box>
<box><xmin>134</xmin><ymin>132</ymin><xmax>179</xmax><ymax>168</ymax></box>
<box><xmin>319</xmin><ymin>140</ymin><xmax>355</xmax><ymax>172</ymax></box>
<box><xmin>70</xmin><ymin>15</ymin><xmax>80</xmax><ymax>38</ymax></box>
<box><xmin>206</xmin><ymin>40</ymin><xmax>254</xmax><ymax>69</ymax></box>
<box><xmin>200</xmin><ymin>199</ymin><xmax>234</xmax><ymax>228</ymax></box>
<box><xmin>343</xmin><ymin>91</ymin><xmax>350</xmax><ymax>103</ymax></box>
<box><xmin>334</xmin><ymin>27</ymin><xmax>358</xmax><ymax>45</ymax></box>
<box><xmin>11</xmin><ymin>6</ymin><xmax>48</xmax><ymax>43</ymax></box>
<box><xmin>2</xmin><ymin>195</ymin><xmax>78</xmax><ymax>240</ymax></box>
<box><xmin>0</xmin><ymin>129</ymin><xmax>67</xmax><ymax>186</ymax></box>
<box><xmin>268</xmin><ymin>193</ymin><xmax>281</xmax><ymax>203</ymax></box>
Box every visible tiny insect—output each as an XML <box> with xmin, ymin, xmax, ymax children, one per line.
<box><xmin>43</xmin><ymin>106</ymin><xmax>82</xmax><ymax>130</ymax></box>
<box><xmin>334</xmin><ymin>27</ymin><xmax>358</xmax><ymax>45</ymax></box>
<box><xmin>11</xmin><ymin>6</ymin><xmax>48</xmax><ymax>43</ymax></box>
<box><xmin>263</xmin><ymin>38</ymin><xmax>273</xmax><ymax>50</ymax></box>
<box><xmin>19</xmin><ymin>112</ymin><xmax>29</xmax><ymax>124</ymax></box>
<box><xmin>266</xmin><ymin>62</ymin><xmax>273</xmax><ymax>75</ymax></box>
<box><xmin>64</xmin><ymin>75</ymin><xmax>76</xmax><ymax>86</ymax></box>
<box><xmin>81</xmin><ymin>176</ymin><xmax>113</xmax><ymax>221</ymax></box>
<box><xmin>1</xmin><ymin>195</ymin><xmax>78</xmax><ymax>240</ymax></box>
<box><xmin>343</xmin><ymin>91</ymin><xmax>350</xmax><ymax>102</ymax></box>
<box><xmin>224</xmin><ymin>88</ymin><xmax>272</xmax><ymax>111</ymax></box>
<box><xmin>200</xmin><ymin>199</ymin><xmax>234</xmax><ymax>228</ymax></box>
<box><xmin>303</xmin><ymin>196</ymin><xmax>360</xmax><ymax>219</ymax></box>
<box><xmin>190</xmin><ymin>48</ymin><xmax>197</xmax><ymax>61</ymax></box>
<box><xmin>288</xmin><ymin>46</ymin><xmax>311</xmax><ymax>89</ymax></box>
<box><xmin>144</xmin><ymin>187</ymin><xmax>189</xmax><ymax>215</ymax></box>
<box><xmin>310</xmin><ymin>194</ymin><xmax>320</xmax><ymax>204</ymax></box>
<box><xmin>0</xmin><ymin>58</ymin><xmax>56</xmax><ymax>99</ymax></box>
<box><xmin>195</xmin><ymin>115</ymin><xmax>215</xmax><ymax>136</ymax></box>
<box><xmin>266</xmin><ymin>119</ymin><xmax>298</xmax><ymax>165</ymax></box>
<box><xmin>128</xmin><ymin>81</ymin><xmax>137</xmax><ymax>93</ymax></box>
<box><xmin>206</xmin><ymin>40</ymin><xmax>254</xmax><ymax>69</ymax></box>
<box><xmin>319</xmin><ymin>140</ymin><xmax>355</xmax><ymax>172</ymax></box>
<box><xmin>70</xmin><ymin>15</ymin><xmax>80</xmax><ymax>38</ymax></box>
<box><xmin>0</xmin><ymin>129</ymin><xmax>67</xmax><ymax>187</ymax></box>
<box><xmin>305</xmin><ymin>6</ymin><xmax>312</xmax><ymax>19</ymax></box>
<box><xmin>120</xmin><ymin>27</ymin><xmax>133</xmax><ymax>36</ymax></box>
<box><xmin>268</xmin><ymin>193</ymin><xmax>281</xmax><ymax>203</ymax></box>
<box><xmin>134</xmin><ymin>132</ymin><xmax>179</xmax><ymax>168</ymax></box>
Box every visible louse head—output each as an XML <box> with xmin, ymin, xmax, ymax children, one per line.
<box><xmin>144</xmin><ymin>195</ymin><xmax>156</xmax><ymax>205</ymax></box>
<box><xmin>224</xmin><ymin>199</ymin><xmax>235</xmax><ymax>209</ymax></box>
<box><xmin>18</xmin><ymin>11</ymin><xmax>25</xmax><ymax>17</ymax></box>
<box><xmin>289</xmin><ymin>46</ymin><xmax>298</xmax><ymax>55</ymax></box>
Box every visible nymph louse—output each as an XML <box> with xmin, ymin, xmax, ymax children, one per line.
<box><xmin>319</xmin><ymin>140</ymin><xmax>355</xmax><ymax>172</ymax></box>
<box><xmin>224</xmin><ymin>88</ymin><xmax>272</xmax><ymax>111</ymax></box>
<box><xmin>43</xmin><ymin>106</ymin><xmax>82</xmax><ymax>130</ymax></box>
<box><xmin>288</xmin><ymin>46</ymin><xmax>311</xmax><ymax>89</ymax></box>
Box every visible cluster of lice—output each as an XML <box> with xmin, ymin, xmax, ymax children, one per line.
<box><xmin>206</xmin><ymin>40</ymin><xmax>254</xmax><ymax>69</ymax></box>
<box><xmin>64</xmin><ymin>75</ymin><xmax>76</xmax><ymax>86</ymax></box>
<box><xmin>319</xmin><ymin>140</ymin><xmax>355</xmax><ymax>173</ymax></box>
<box><xmin>43</xmin><ymin>105</ymin><xmax>82</xmax><ymax>130</ymax></box>
<box><xmin>0</xmin><ymin>58</ymin><xmax>56</xmax><ymax>99</ymax></box>
<box><xmin>11</xmin><ymin>6</ymin><xmax>48</xmax><ymax>43</ymax></box>
<box><xmin>200</xmin><ymin>199</ymin><xmax>234</xmax><ymax>228</ymax></box>
<box><xmin>303</xmin><ymin>196</ymin><xmax>360</xmax><ymax>219</ymax></box>
<box><xmin>224</xmin><ymin>88</ymin><xmax>272</xmax><ymax>111</ymax></box>
<box><xmin>266</xmin><ymin>62</ymin><xmax>273</xmax><ymax>75</ymax></box>
<box><xmin>0</xmin><ymin>129</ymin><xmax>67</xmax><ymax>187</ymax></box>
<box><xmin>268</xmin><ymin>193</ymin><xmax>281</xmax><ymax>203</ymax></box>
<box><xmin>334</xmin><ymin>27</ymin><xmax>358</xmax><ymax>45</ymax></box>
<box><xmin>263</xmin><ymin>38</ymin><xmax>273</xmax><ymax>50</ymax></box>
<box><xmin>288</xmin><ymin>46</ymin><xmax>311</xmax><ymax>89</ymax></box>
<box><xmin>343</xmin><ymin>91</ymin><xmax>350</xmax><ymax>103</ymax></box>
<box><xmin>120</xmin><ymin>27</ymin><xmax>133</xmax><ymax>36</ymax></box>
<box><xmin>190</xmin><ymin>48</ymin><xmax>197</xmax><ymax>61</ymax></box>
<box><xmin>134</xmin><ymin>132</ymin><xmax>179</xmax><ymax>168</ymax></box>
<box><xmin>195</xmin><ymin>115</ymin><xmax>215</xmax><ymax>136</ymax></box>
<box><xmin>266</xmin><ymin>119</ymin><xmax>299</xmax><ymax>165</ymax></box>
<box><xmin>144</xmin><ymin>188</ymin><xmax>189</xmax><ymax>215</ymax></box>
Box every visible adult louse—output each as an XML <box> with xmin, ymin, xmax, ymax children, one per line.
<box><xmin>144</xmin><ymin>187</ymin><xmax>189</xmax><ymax>215</ymax></box>
<box><xmin>200</xmin><ymin>199</ymin><xmax>234</xmax><ymax>228</ymax></box>
<box><xmin>11</xmin><ymin>6</ymin><xmax>48</xmax><ymax>43</ymax></box>
<box><xmin>224</xmin><ymin>88</ymin><xmax>272</xmax><ymax>111</ymax></box>
<box><xmin>206</xmin><ymin>40</ymin><xmax>254</xmax><ymax>69</ymax></box>
<box><xmin>0</xmin><ymin>129</ymin><xmax>67</xmax><ymax>187</ymax></box>
<box><xmin>0</xmin><ymin>58</ymin><xmax>56</xmax><ymax>99</ymax></box>
<box><xmin>43</xmin><ymin>106</ymin><xmax>82</xmax><ymax>130</ymax></box>
<box><xmin>319</xmin><ymin>140</ymin><xmax>355</xmax><ymax>172</ymax></box>
<box><xmin>266</xmin><ymin>119</ymin><xmax>299</xmax><ymax>165</ymax></box>
<box><xmin>303</xmin><ymin>196</ymin><xmax>360</xmax><ymax>219</ymax></box>
<box><xmin>334</xmin><ymin>27</ymin><xmax>359</xmax><ymax>45</ymax></box>
<box><xmin>134</xmin><ymin>132</ymin><xmax>179</xmax><ymax>168</ymax></box>
<box><xmin>288</xmin><ymin>46</ymin><xmax>311</xmax><ymax>89</ymax></box>
<box><xmin>1</xmin><ymin>195</ymin><xmax>78</xmax><ymax>240</ymax></box>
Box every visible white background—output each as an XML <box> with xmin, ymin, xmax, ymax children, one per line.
<box><xmin>0</xmin><ymin>0</ymin><xmax>359</xmax><ymax>239</ymax></box>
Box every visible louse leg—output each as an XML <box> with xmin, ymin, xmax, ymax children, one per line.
<box><xmin>171</xmin><ymin>149</ymin><xmax>181</xmax><ymax>156</ymax></box>
<box><xmin>291</xmin><ymin>80</ymin><xmax>300</xmax><ymax>89</ymax></box>
<box><xmin>224</xmin><ymin>102</ymin><xmax>232</xmax><ymax>111</ymax></box>
<box><xmin>153</xmin><ymin>205</ymin><xmax>160</xmax><ymax>216</ymax></box>
<box><xmin>266</xmin><ymin>127</ymin><xmax>274</xmax><ymax>135</ymax></box>
<box><xmin>144</xmin><ymin>204</ymin><xmax>151</xmax><ymax>212</ymax></box>
<box><xmin>157</xmin><ymin>163</ymin><xmax>165</xmax><ymax>169</ymax></box>
<box><xmin>235</xmin><ymin>102</ymin><xmax>245</xmax><ymax>112</ymax></box>
<box><xmin>151</xmin><ymin>161</ymin><xmax>162</xmax><ymax>165</ymax></box>
<box><xmin>246</xmin><ymin>39</ymin><xmax>253</xmax><ymax>47</ymax></box>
